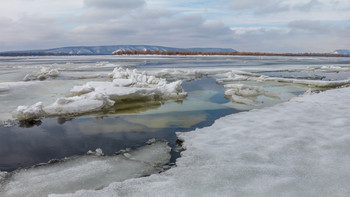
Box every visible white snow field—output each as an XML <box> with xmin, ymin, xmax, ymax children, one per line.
<box><xmin>46</xmin><ymin>86</ymin><xmax>350</xmax><ymax>197</ymax></box>
<box><xmin>0</xmin><ymin>141</ymin><xmax>171</xmax><ymax>197</ymax></box>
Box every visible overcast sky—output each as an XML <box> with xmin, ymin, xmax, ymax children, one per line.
<box><xmin>0</xmin><ymin>0</ymin><xmax>349</xmax><ymax>52</ymax></box>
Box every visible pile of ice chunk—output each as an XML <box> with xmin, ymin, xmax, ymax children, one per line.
<box><xmin>71</xmin><ymin>67</ymin><xmax>187</xmax><ymax>101</ymax></box>
<box><xmin>0</xmin><ymin>140</ymin><xmax>171</xmax><ymax>197</ymax></box>
<box><xmin>49</xmin><ymin>87</ymin><xmax>350</xmax><ymax>197</ymax></box>
<box><xmin>23</xmin><ymin>67</ymin><xmax>60</xmax><ymax>81</ymax></box>
<box><xmin>12</xmin><ymin>66</ymin><xmax>187</xmax><ymax>121</ymax></box>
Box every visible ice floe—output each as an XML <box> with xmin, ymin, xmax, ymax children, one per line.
<box><xmin>155</xmin><ymin>69</ymin><xmax>205</xmax><ymax>80</ymax></box>
<box><xmin>217</xmin><ymin>70</ymin><xmax>350</xmax><ymax>88</ymax></box>
<box><xmin>12</xmin><ymin>66</ymin><xmax>187</xmax><ymax>121</ymax></box>
<box><xmin>49</xmin><ymin>87</ymin><xmax>350</xmax><ymax>197</ymax></box>
<box><xmin>223</xmin><ymin>84</ymin><xmax>280</xmax><ymax>105</ymax></box>
<box><xmin>0</xmin><ymin>140</ymin><xmax>171</xmax><ymax>197</ymax></box>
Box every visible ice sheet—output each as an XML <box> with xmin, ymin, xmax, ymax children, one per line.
<box><xmin>50</xmin><ymin>87</ymin><xmax>350</xmax><ymax>197</ymax></box>
<box><xmin>0</xmin><ymin>141</ymin><xmax>171</xmax><ymax>197</ymax></box>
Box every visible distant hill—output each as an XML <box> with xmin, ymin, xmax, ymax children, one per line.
<box><xmin>334</xmin><ymin>49</ymin><xmax>350</xmax><ymax>55</ymax></box>
<box><xmin>0</xmin><ymin>45</ymin><xmax>236</xmax><ymax>56</ymax></box>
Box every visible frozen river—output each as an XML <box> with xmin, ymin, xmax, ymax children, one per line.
<box><xmin>1</xmin><ymin>55</ymin><xmax>350</xmax><ymax>196</ymax></box>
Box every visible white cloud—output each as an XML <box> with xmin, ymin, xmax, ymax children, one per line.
<box><xmin>84</xmin><ymin>0</ymin><xmax>145</xmax><ymax>9</ymax></box>
<box><xmin>0</xmin><ymin>0</ymin><xmax>349</xmax><ymax>52</ymax></box>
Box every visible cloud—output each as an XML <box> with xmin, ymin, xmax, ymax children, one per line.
<box><xmin>294</xmin><ymin>0</ymin><xmax>322</xmax><ymax>11</ymax></box>
<box><xmin>84</xmin><ymin>0</ymin><xmax>145</xmax><ymax>9</ymax></box>
<box><xmin>229</xmin><ymin>20</ymin><xmax>350</xmax><ymax>52</ymax></box>
<box><xmin>230</xmin><ymin>0</ymin><xmax>322</xmax><ymax>15</ymax></box>
<box><xmin>70</xmin><ymin>12</ymin><xmax>236</xmax><ymax>48</ymax></box>
<box><xmin>0</xmin><ymin>0</ymin><xmax>350</xmax><ymax>53</ymax></box>
<box><xmin>79</xmin><ymin>0</ymin><xmax>146</xmax><ymax>22</ymax></box>
<box><xmin>288</xmin><ymin>20</ymin><xmax>332</xmax><ymax>34</ymax></box>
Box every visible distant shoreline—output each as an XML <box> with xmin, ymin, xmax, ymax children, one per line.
<box><xmin>113</xmin><ymin>50</ymin><xmax>350</xmax><ymax>57</ymax></box>
<box><xmin>0</xmin><ymin>51</ymin><xmax>349</xmax><ymax>57</ymax></box>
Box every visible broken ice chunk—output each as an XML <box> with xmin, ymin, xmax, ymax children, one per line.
<box><xmin>223</xmin><ymin>83</ymin><xmax>279</xmax><ymax>105</ymax></box>
<box><xmin>12</xmin><ymin>102</ymin><xmax>46</xmax><ymax>121</ymax></box>
<box><xmin>70</xmin><ymin>84</ymin><xmax>95</xmax><ymax>95</ymax></box>
<box><xmin>0</xmin><ymin>171</ymin><xmax>7</xmax><ymax>181</ymax></box>
<box><xmin>0</xmin><ymin>141</ymin><xmax>171</xmax><ymax>197</ymax></box>
<box><xmin>87</xmin><ymin>148</ymin><xmax>104</xmax><ymax>156</ymax></box>
<box><xmin>23</xmin><ymin>67</ymin><xmax>60</xmax><ymax>81</ymax></box>
<box><xmin>43</xmin><ymin>93</ymin><xmax>115</xmax><ymax>116</ymax></box>
<box><xmin>13</xmin><ymin>66</ymin><xmax>187</xmax><ymax>121</ymax></box>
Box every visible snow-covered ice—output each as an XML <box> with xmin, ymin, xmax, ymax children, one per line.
<box><xmin>217</xmin><ymin>70</ymin><xmax>350</xmax><ymax>88</ymax></box>
<box><xmin>12</xmin><ymin>66</ymin><xmax>187</xmax><ymax>121</ymax></box>
<box><xmin>155</xmin><ymin>69</ymin><xmax>205</xmax><ymax>80</ymax></box>
<box><xmin>320</xmin><ymin>65</ymin><xmax>349</xmax><ymax>71</ymax></box>
<box><xmin>49</xmin><ymin>87</ymin><xmax>350</xmax><ymax>197</ymax></box>
<box><xmin>223</xmin><ymin>83</ymin><xmax>279</xmax><ymax>105</ymax></box>
<box><xmin>0</xmin><ymin>141</ymin><xmax>171</xmax><ymax>197</ymax></box>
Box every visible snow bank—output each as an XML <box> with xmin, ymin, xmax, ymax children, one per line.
<box><xmin>23</xmin><ymin>67</ymin><xmax>60</xmax><ymax>81</ymax></box>
<box><xmin>12</xmin><ymin>67</ymin><xmax>187</xmax><ymax>121</ymax></box>
<box><xmin>0</xmin><ymin>141</ymin><xmax>171</xmax><ymax>197</ymax></box>
<box><xmin>51</xmin><ymin>87</ymin><xmax>350</xmax><ymax>197</ymax></box>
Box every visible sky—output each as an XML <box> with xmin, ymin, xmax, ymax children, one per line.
<box><xmin>0</xmin><ymin>0</ymin><xmax>349</xmax><ymax>53</ymax></box>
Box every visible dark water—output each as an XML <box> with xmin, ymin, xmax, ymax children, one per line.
<box><xmin>0</xmin><ymin>77</ymin><xmax>238</xmax><ymax>172</ymax></box>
